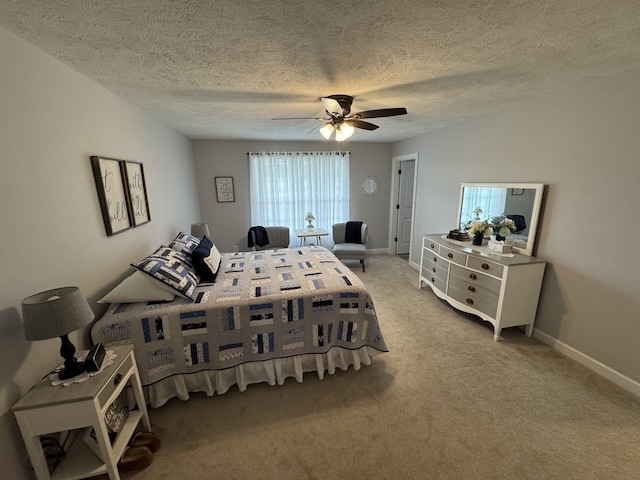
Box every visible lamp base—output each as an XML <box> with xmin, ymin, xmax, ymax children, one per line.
<box><xmin>58</xmin><ymin>334</ymin><xmax>86</xmax><ymax>380</ymax></box>
<box><xmin>58</xmin><ymin>360</ymin><xmax>86</xmax><ymax>380</ymax></box>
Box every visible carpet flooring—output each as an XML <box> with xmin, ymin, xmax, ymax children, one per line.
<box><xmin>117</xmin><ymin>253</ymin><xmax>640</xmax><ymax>480</ymax></box>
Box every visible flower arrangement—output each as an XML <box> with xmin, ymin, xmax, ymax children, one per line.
<box><xmin>466</xmin><ymin>219</ymin><xmax>491</xmax><ymax>236</ymax></box>
<box><xmin>490</xmin><ymin>215</ymin><xmax>517</xmax><ymax>238</ymax></box>
<box><xmin>464</xmin><ymin>207</ymin><xmax>491</xmax><ymax>237</ymax></box>
<box><xmin>305</xmin><ymin>211</ymin><xmax>315</xmax><ymax>229</ymax></box>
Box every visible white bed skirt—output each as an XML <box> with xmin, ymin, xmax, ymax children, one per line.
<box><xmin>139</xmin><ymin>346</ymin><xmax>383</xmax><ymax>408</ymax></box>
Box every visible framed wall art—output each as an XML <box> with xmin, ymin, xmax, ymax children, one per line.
<box><xmin>90</xmin><ymin>156</ymin><xmax>132</xmax><ymax>236</ymax></box>
<box><xmin>215</xmin><ymin>176</ymin><xmax>235</xmax><ymax>202</ymax></box>
<box><xmin>124</xmin><ymin>160</ymin><xmax>151</xmax><ymax>226</ymax></box>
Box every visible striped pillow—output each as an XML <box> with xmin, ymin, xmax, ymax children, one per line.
<box><xmin>132</xmin><ymin>246</ymin><xmax>199</xmax><ymax>300</ymax></box>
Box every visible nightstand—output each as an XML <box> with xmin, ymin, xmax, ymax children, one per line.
<box><xmin>13</xmin><ymin>345</ymin><xmax>151</xmax><ymax>480</ymax></box>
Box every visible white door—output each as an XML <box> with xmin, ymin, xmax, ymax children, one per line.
<box><xmin>394</xmin><ymin>160</ymin><xmax>415</xmax><ymax>254</ymax></box>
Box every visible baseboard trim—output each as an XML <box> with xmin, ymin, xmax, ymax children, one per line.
<box><xmin>533</xmin><ymin>328</ymin><xmax>640</xmax><ymax>398</ymax></box>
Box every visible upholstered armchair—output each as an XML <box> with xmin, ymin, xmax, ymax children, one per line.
<box><xmin>249</xmin><ymin>226</ymin><xmax>290</xmax><ymax>251</ymax></box>
<box><xmin>332</xmin><ymin>222</ymin><xmax>368</xmax><ymax>272</ymax></box>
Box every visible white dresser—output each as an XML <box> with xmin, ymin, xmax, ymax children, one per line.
<box><xmin>419</xmin><ymin>234</ymin><xmax>546</xmax><ymax>340</ymax></box>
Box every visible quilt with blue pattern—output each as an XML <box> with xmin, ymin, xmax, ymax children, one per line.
<box><xmin>91</xmin><ymin>247</ymin><xmax>388</xmax><ymax>386</ymax></box>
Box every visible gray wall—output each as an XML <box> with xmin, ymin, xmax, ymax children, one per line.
<box><xmin>393</xmin><ymin>69</ymin><xmax>640</xmax><ymax>388</ymax></box>
<box><xmin>0</xmin><ymin>27</ymin><xmax>200</xmax><ymax>478</ymax></box>
<box><xmin>192</xmin><ymin>140</ymin><xmax>393</xmax><ymax>253</ymax></box>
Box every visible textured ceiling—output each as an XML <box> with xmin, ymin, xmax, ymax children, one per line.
<box><xmin>1</xmin><ymin>0</ymin><xmax>639</xmax><ymax>142</ymax></box>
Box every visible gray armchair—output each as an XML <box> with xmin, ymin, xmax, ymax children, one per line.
<box><xmin>249</xmin><ymin>226</ymin><xmax>290</xmax><ymax>251</ymax></box>
<box><xmin>332</xmin><ymin>222</ymin><xmax>368</xmax><ymax>272</ymax></box>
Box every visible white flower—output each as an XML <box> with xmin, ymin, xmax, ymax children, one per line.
<box><xmin>466</xmin><ymin>220</ymin><xmax>491</xmax><ymax>236</ymax></box>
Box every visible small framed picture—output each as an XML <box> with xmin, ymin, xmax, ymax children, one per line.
<box><xmin>511</xmin><ymin>188</ymin><xmax>524</xmax><ymax>195</ymax></box>
<box><xmin>215</xmin><ymin>177</ymin><xmax>235</xmax><ymax>202</ymax></box>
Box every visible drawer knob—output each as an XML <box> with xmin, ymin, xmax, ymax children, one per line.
<box><xmin>433</xmin><ymin>256</ymin><xmax>437</xmax><ymax>262</ymax></box>
<box><xmin>466</xmin><ymin>298</ymin><xmax>474</xmax><ymax>305</ymax></box>
<box><xmin>432</xmin><ymin>267</ymin><xmax>436</xmax><ymax>273</ymax></box>
<box><xmin>469</xmin><ymin>273</ymin><xmax>477</xmax><ymax>280</ymax></box>
<box><xmin>447</xmin><ymin>253</ymin><xmax>453</xmax><ymax>259</ymax></box>
<box><xmin>482</xmin><ymin>263</ymin><xmax>489</xmax><ymax>270</ymax></box>
<box><xmin>430</xmin><ymin>243</ymin><xmax>435</xmax><ymax>249</ymax></box>
<box><xmin>114</xmin><ymin>373</ymin><xmax>123</xmax><ymax>386</ymax></box>
<box><xmin>430</xmin><ymin>277</ymin><xmax>435</xmax><ymax>283</ymax></box>
<box><xmin>468</xmin><ymin>286</ymin><xmax>475</xmax><ymax>292</ymax></box>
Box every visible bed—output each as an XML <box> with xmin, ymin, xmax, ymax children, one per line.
<box><xmin>91</xmin><ymin>233</ymin><xmax>388</xmax><ymax>407</ymax></box>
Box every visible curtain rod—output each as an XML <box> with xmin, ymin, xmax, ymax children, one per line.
<box><xmin>247</xmin><ymin>151</ymin><xmax>350</xmax><ymax>155</ymax></box>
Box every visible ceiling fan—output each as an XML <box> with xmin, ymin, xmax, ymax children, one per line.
<box><xmin>272</xmin><ymin>94</ymin><xmax>407</xmax><ymax>141</ymax></box>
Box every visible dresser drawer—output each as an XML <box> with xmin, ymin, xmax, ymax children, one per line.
<box><xmin>466</xmin><ymin>256</ymin><xmax>504</xmax><ymax>279</ymax></box>
<box><xmin>438</xmin><ymin>245</ymin><xmax>467</xmax><ymax>266</ymax></box>
<box><xmin>450</xmin><ymin>264</ymin><xmax>502</xmax><ymax>295</ymax></box>
<box><xmin>421</xmin><ymin>255</ymin><xmax>448</xmax><ymax>284</ymax></box>
<box><xmin>423</xmin><ymin>238</ymin><xmax>439</xmax><ymax>255</ymax></box>
<box><xmin>448</xmin><ymin>281</ymin><xmax>499</xmax><ymax>318</ymax></box>
<box><xmin>423</xmin><ymin>269</ymin><xmax>447</xmax><ymax>293</ymax></box>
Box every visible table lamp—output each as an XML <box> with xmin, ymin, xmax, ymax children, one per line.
<box><xmin>21</xmin><ymin>286</ymin><xmax>95</xmax><ymax>380</ymax></box>
<box><xmin>191</xmin><ymin>223</ymin><xmax>210</xmax><ymax>238</ymax></box>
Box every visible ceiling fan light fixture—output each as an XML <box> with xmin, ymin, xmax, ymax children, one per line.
<box><xmin>335</xmin><ymin>122</ymin><xmax>354</xmax><ymax>142</ymax></box>
<box><xmin>319</xmin><ymin>123</ymin><xmax>334</xmax><ymax>139</ymax></box>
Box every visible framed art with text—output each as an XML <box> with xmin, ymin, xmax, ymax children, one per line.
<box><xmin>90</xmin><ymin>156</ymin><xmax>132</xmax><ymax>236</ymax></box>
<box><xmin>124</xmin><ymin>160</ymin><xmax>151</xmax><ymax>227</ymax></box>
<box><xmin>215</xmin><ymin>176</ymin><xmax>235</xmax><ymax>202</ymax></box>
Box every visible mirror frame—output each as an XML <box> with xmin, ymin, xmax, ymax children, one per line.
<box><xmin>457</xmin><ymin>182</ymin><xmax>545</xmax><ymax>256</ymax></box>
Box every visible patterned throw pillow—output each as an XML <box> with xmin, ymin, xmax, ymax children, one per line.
<box><xmin>192</xmin><ymin>236</ymin><xmax>221</xmax><ymax>283</ymax></box>
<box><xmin>168</xmin><ymin>232</ymin><xmax>201</xmax><ymax>254</ymax></box>
<box><xmin>132</xmin><ymin>246</ymin><xmax>199</xmax><ymax>300</ymax></box>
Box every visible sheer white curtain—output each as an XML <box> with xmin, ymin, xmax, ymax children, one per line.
<box><xmin>249</xmin><ymin>151</ymin><xmax>349</xmax><ymax>244</ymax></box>
<box><xmin>460</xmin><ymin>187</ymin><xmax>507</xmax><ymax>224</ymax></box>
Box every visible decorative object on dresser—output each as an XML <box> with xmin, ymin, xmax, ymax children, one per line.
<box><xmin>21</xmin><ymin>287</ymin><xmax>95</xmax><ymax>380</ymax></box>
<box><xmin>419</xmin><ymin>235</ymin><xmax>546</xmax><ymax>341</ymax></box>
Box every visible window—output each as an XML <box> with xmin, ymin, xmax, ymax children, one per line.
<box><xmin>249</xmin><ymin>151</ymin><xmax>349</xmax><ymax>241</ymax></box>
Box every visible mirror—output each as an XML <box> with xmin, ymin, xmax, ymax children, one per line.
<box><xmin>457</xmin><ymin>183</ymin><xmax>544</xmax><ymax>256</ymax></box>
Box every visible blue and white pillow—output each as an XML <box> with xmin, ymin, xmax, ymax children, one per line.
<box><xmin>132</xmin><ymin>246</ymin><xmax>199</xmax><ymax>300</ymax></box>
<box><xmin>192</xmin><ymin>236</ymin><xmax>221</xmax><ymax>283</ymax></box>
<box><xmin>168</xmin><ymin>232</ymin><xmax>201</xmax><ymax>255</ymax></box>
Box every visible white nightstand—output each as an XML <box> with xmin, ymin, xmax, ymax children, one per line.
<box><xmin>13</xmin><ymin>345</ymin><xmax>151</xmax><ymax>480</ymax></box>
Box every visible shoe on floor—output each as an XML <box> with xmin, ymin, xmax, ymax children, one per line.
<box><xmin>118</xmin><ymin>445</ymin><xmax>153</xmax><ymax>472</ymax></box>
<box><xmin>130</xmin><ymin>431</ymin><xmax>162</xmax><ymax>453</ymax></box>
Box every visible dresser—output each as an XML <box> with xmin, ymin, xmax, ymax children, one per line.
<box><xmin>419</xmin><ymin>234</ymin><xmax>546</xmax><ymax>340</ymax></box>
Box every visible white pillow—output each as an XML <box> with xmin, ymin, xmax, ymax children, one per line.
<box><xmin>98</xmin><ymin>270</ymin><xmax>176</xmax><ymax>304</ymax></box>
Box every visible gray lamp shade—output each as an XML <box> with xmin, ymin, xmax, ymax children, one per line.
<box><xmin>21</xmin><ymin>286</ymin><xmax>95</xmax><ymax>341</ymax></box>
<box><xmin>191</xmin><ymin>223</ymin><xmax>210</xmax><ymax>238</ymax></box>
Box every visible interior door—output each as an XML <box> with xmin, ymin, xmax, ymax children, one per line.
<box><xmin>394</xmin><ymin>160</ymin><xmax>415</xmax><ymax>254</ymax></box>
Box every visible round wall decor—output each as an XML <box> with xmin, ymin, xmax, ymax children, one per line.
<box><xmin>361</xmin><ymin>176</ymin><xmax>379</xmax><ymax>195</ymax></box>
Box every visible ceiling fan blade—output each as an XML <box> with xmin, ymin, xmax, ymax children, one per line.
<box><xmin>351</xmin><ymin>107</ymin><xmax>407</xmax><ymax>119</ymax></box>
<box><xmin>346</xmin><ymin>119</ymin><xmax>379</xmax><ymax>131</ymax></box>
<box><xmin>321</xmin><ymin>97</ymin><xmax>343</xmax><ymax>117</ymax></box>
<box><xmin>271</xmin><ymin>117</ymin><xmax>328</xmax><ymax>120</ymax></box>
